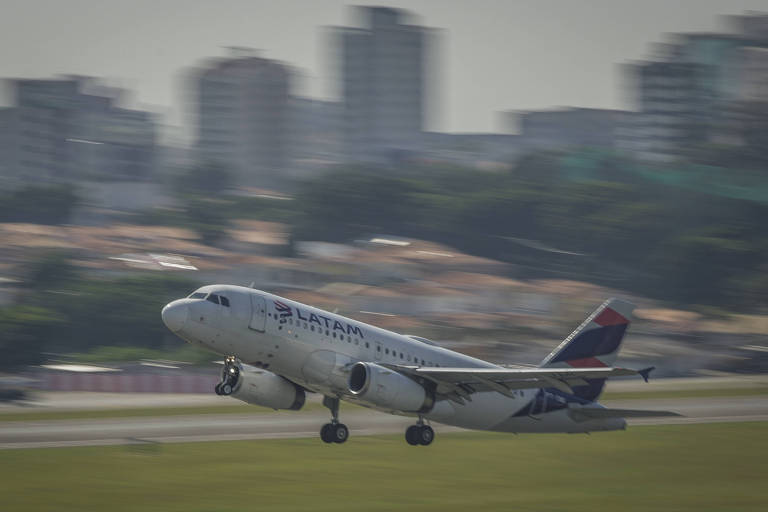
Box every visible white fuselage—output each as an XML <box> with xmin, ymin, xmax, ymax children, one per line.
<box><xmin>164</xmin><ymin>285</ymin><xmax>624</xmax><ymax>433</ymax></box>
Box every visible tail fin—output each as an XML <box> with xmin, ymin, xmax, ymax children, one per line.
<box><xmin>539</xmin><ymin>298</ymin><xmax>635</xmax><ymax>401</ymax></box>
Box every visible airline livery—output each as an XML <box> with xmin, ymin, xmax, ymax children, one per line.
<box><xmin>161</xmin><ymin>285</ymin><xmax>677</xmax><ymax>445</ymax></box>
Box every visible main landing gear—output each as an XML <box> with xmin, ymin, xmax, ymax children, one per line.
<box><xmin>215</xmin><ymin>356</ymin><xmax>239</xmax><ymax>396</ymax></box>
<box><xmin>320</xmin><ymin>396</ymin><xmax>349</xmax><ymax>444</ymax></box>
<box><xmin>405</xmin><ymin>417</ymin><xmax>434</xmax><ymax>446</ymax></box>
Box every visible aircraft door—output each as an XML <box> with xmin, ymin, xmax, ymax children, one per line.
<box><xmin>249</xmin><ymin>294</ymin><xmax>267</xmax><ymax>332</ymax></box>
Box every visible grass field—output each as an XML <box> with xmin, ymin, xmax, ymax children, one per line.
<box><xmin>1</xmin><ymin>422</ymin><xmax>766</xmax><ymax>512</ymax></box>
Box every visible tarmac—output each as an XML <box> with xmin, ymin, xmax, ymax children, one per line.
<box><xmin>1</xmin><ymin>391</ymin><xmax>766</xmax><ymax>449</ymax></box>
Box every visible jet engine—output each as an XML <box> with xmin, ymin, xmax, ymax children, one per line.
<box><xmin>348</xmin><ymin>362</ymin><xmax>434</xmax><ymax>413</ymax></box>
<box><xmin>217</xmin><ymin>358</ymin><xmax>305</xmax><ymax>410</ymax></box>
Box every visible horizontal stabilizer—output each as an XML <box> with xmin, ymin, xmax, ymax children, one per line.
<box><xmin>568</xmin><ymin>407</ymin><xmax>682</xmax><ymax>423</ymax></box>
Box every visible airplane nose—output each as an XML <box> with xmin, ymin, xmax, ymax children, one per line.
<box><xmin>162</xmin><ymin>301</ymin><xmax>188</xmax><ymax>333</ymax></box>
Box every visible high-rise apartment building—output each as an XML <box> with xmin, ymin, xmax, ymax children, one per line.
<box><xmin>194</xmin><ymin>51</ymin><xmax>291</xmax><ymax>187</ymax></box>
<box><xmin>334</xmin><ymin>7</ymin><xmax>433</xmax><ymax>162</ymax></box>
<box><xmin>3</xmin><ymin>77</ymin><xmax>156</xmax><ymax>182</ymax></box>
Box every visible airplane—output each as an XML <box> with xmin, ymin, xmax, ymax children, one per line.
<box><xmin>161</xmin><ymin>285</ymin><xmax>678</xmax><ymax>445</ymax></box>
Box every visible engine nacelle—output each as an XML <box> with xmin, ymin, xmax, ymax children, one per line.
<box><xmin>348</xmin><ymin>362</ymin><xmax>434</xmax><ymax>413</ymax></box>
<box><xmin>230</xmin><ymin>367</ymin><xmax>305</xmax><ymax>410</ymax></box>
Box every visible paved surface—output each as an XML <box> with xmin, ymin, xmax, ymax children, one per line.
<box><xmin>3</xmin><ymin>374</ymin><xmax>765</xmax><ymax>412</ymax></box>
<box><xmin>1</xmin><ymin>396</ymin><xmax>766</xmax><ymax>449</ymax></box>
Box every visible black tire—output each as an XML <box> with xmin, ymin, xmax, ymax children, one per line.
<box><xmin>405</xmin><ymin>425</ymin><xmax>420</xmax><ymax>446</ymax></box>
<box><xmin>332</xmin><ymin>423</ymin><xmax>349</xmax><ymax>444</ymax></box>
<box><xmin>214</xmin><ymin>383</ymin><xmax>222</xmax><ymax>395</ymax></box>
<box><xmin>418</xmin><ymin>425</ymin><xmax>434</xmax><ymax>446</ymax></box>
<box><xmin>320</xmin><ymin>423</ymin><xmax>334</xmax><ymax>443</ymax></box>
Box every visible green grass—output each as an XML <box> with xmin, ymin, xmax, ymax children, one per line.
<box><xmin>0</xmin><ymin>422</ymin><xmax>766</xmax><ymax>512</ymax></box>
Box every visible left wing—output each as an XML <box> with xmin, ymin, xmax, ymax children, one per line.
<box><xmin>384</xmin><ymin>365</ymin><xmax>651</xmax><ymax>404</ymax></box>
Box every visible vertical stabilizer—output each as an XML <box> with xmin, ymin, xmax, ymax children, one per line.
<box><xmin>539</xmin><ymin>298</ymin><xmax>635</xmax><ymax>400</ymax></box>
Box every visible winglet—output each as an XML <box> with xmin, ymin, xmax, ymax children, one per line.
<box><xmin>639</xmin><ymin>366</ymin><xmax>655</xmax><ymax>383</ymax></box>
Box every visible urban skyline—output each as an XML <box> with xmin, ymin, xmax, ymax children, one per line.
<box><xmin>2</xmin><ymin>0</ymin><xmax>768</xmax><ymax>140</ymax></box>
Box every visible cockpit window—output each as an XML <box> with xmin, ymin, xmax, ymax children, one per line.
<box><xmin>220</xmin><ymin>296</ymin><xmax>230</xmax><ymax>307</ymax></box>
<box><xmin>189</xmin><ymin>292</ymin><xmax>207</xmax><ymax>299</ymax></box>
<box><xmin>206</xmin><ymin>294</ymin><xmax>220</xmax><ymax>305</ymax></box>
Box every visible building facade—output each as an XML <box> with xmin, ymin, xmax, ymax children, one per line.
<box><xmin>2</xmin><ymin>77</ymin><xmax>156</xmax><ymax>182</ymax></box>
<box><xmin>335</xmin><ymin>7</ymin><xmax>433</xmax><ymax>162</ymax></box>
<box><xmin>194</xmin><ymin>51</ymin><xmax>291</xmax><ymax>188</ymax></box>
<box><xmin>510</xmin><ymin>107</ymin><xmax>626</xmax><ymax>151</ymax></box>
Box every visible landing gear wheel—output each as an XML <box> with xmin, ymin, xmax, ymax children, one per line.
<box><xmin>418</xmin><ymin>425</ymin><xmax>434</xmax><ymax>446</ymax></box>
<box><xmin>332</xmin><ymin>423</ymin><xmax>349</xmax><ymax>444</ymax></box>
<box><xmin>221</xmin><ymin>383</ymin><xmax>232</xmax><ymax>395</ymax></box>
<box><xmin>320</xmin><ymin>396</ymin><xmax>349</xmax><ymax>444</ymax></box>
<box><xmin>320</xmin><ymin>423</ymin><xmax>334</xmax><ymax>444</ymax></box>
<box><xmin>214</xmin><ymin>383</ymin><xmax>222</xmax><ymax>395</ymax></box>
<box><xmin>405</xmin><ymin>425</ymin><xmax>420</xmax><ymax>446</ymax></box>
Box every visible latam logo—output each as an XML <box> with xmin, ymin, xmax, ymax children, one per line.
<box><xmin>274</xmin><ymin>300</ymin><xmax>293</xmax><ymax>323</ymax></box>
<box><xmin>274</xmin><ymin>301</ymin><xmax>364</xmax><ymax>338</ymax></box>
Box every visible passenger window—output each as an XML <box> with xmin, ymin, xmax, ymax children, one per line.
<box><xmin>206</xmin><ymin>294</ymin><xmax>220</xmax><ymax>304</ymax></box>
<box><xmin>385</xmin><ymin>348</ymin><xmax>389</xmax><ymax>354</ymax></box>
<box><xmin>400</xmin><ymin>352</ymin><xmax>403</xmax><ymax>359</ymax></box>
<box><xmin>220</xmin><ymin>296</ymin><xmax>230</xmax><ymax>307</ymax></box>
<box><xmin>377</xmin><ymin>345</ymin><xmax>381</xmax><ymax>352</ymax></box>
<box><xmin>365</xmin><ymin>342</ymin><xmax>369</xmax><ymax>348</ymax></box>
<box><xmin>311</xmin><ymin>326</ymin><xmax>315</xmax><ymax>331</ymax></box>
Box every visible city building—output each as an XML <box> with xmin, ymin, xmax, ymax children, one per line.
<box><xmin>193</xmin><ymin>50</ymin><xmax>292</xmax><ymax>188</ymax></box>
<box><xmin>738</xmin><ymin>46</ymin><xmax>768</xmax><ymax>102</ymax></box>
<box><xmin>618</xmin><ymin>59</ymin><xmax>702</xmax><ymax>162</ymax></box>
<box><xmin>287</xmin><ymin>97</ymin><xmax>343</xmax><ymax>175</ymax></box>
<box><xmin>508</xmin><ymin>107</ymin><xmax>627</xmax><ymax>151</ymax></box>
<box><xmin>2</xmin><ymin>76</ymin><xmax>156</xmax><ymax>182</ymax></box>
<box><xmin>333</xmin><ymin>7</ymin><xmax>436</xmax><ymax>162</ymax></box>
<box><xmin>618</xmin><ymin>12</ymin><xmax>768</xmax><ymax>162</ymax></box>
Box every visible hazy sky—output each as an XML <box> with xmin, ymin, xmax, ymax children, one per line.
<box><xmin>1</xmin><ymin>0</ymin><xmax>766</xmax><ymax>136</ymax></box>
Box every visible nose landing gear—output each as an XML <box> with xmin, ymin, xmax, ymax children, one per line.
<box><xmin>405</xmin><ymin>417</ymin><xmax>434</xmax><ymax>446</ymax></box>
<box><xmin>320</xmin><ymin>396</ymin><xmax>349</xmax><ymax>444</ymax></box>
<box><xmin>215</xmin><ymin>356</ymin><xmax>240</xmax><ymax>396</ymax></box>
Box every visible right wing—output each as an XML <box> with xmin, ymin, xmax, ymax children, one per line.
<box><xmin>384</xmin><ymin>364</ymin><xmax>651</xmax><ymax>403</ymax></box>
<box><xmin>568</xmin><ymin>407</ymin><xmax>682</xmax><ymax>423</ymax></box>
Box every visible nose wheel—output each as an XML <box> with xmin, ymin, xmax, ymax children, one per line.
<box><xmin>405</xmin><ymin>418</ymin><xmax>434</xmax><ymax>446</ymax></box>
<box><xmin>215</xmin><ymin>356</ymin><xmax>240</xmax><ymax>396</ymax></box>
<box><xmin>320</xmin><ymin>396</ymin><xmax>349</xmax><ymax>444</ymax></box>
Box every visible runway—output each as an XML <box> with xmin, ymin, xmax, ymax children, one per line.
<box><xmin>1</xmin><ymin>395</ymin><xmax>766</xmax><ymax>449</ymax></box>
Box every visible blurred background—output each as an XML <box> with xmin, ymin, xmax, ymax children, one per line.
<box><xmin>1</xmin><ymin>0</ymin><xmax>768</xmax><ymax>397</ymax></box>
